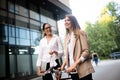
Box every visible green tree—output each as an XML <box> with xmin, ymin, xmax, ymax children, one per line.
<box><xmin>107</xmin><ymin>2</ymin><xmax>120</xmax><ymax>50</ymax></box>
<box><xmin>85</xmin><ymin>1</ymin><xmax>120</xmax><ymax>59</ymax></box>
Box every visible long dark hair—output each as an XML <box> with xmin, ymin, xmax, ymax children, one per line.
<box><xmin>42</xmin><ymin>23</ymin><xmax>48</xmax><ymax>36</ymax></box>
<box><xmin>65</xmin><ymin>14</ymin><xmax>81</xmax><ymax>37</ymax></box>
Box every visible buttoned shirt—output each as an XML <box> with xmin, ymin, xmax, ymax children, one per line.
<box><xmin>36</xmin><ymin>34</ymin><xmax>63</xmax><ymax>67</ymax></box>
<box><xmin>67</xmin><ymin>32</ymin><xmax>74</xmax><ymax>66</ymax></box>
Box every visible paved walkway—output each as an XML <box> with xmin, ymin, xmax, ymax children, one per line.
<box><xmin>31</xmin><ymin>59</ymin><xmax>120</xmax><ymax>80</ymax></box>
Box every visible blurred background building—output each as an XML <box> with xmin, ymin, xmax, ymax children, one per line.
<box><xmin>0</xmin><ymin>0</ymin><xmax>71</xmax><ymax>79</ymax></box>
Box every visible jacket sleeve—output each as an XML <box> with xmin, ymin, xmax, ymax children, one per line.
<box><xmin>80</xmin><ymin>31</ymin><xmax>90</xmax><ymax>59</ymax></box>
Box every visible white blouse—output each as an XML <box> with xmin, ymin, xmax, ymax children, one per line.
<box><xmin>36</xmin><ymin>34</ymin><xmax>63</xmax><ymax>67</ymax></box>
<box><xmin>67</xmin><ymin>32</ymin><xmax>74</xmax><ymax>66</ymax></box>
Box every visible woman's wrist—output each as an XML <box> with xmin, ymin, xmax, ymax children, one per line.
<box><xmin>53</xmin><ymin>50</ymin><xmax>58</xmax><ymax>56</ymax></box>
<box><xmin>61</xmin><ymin>65</ymin><xmax>64</xmax><ymax>70</ymax></box>
<box><xmin>74</xmin><ymin>58</ymin><xmax>81</xmax><ymax>66</ymax></box>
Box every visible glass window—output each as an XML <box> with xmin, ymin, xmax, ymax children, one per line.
<box><xmin>16</xmin><ymin>21</ymin><xmax>30</xmax><ymax>46</ymax></box>
<box><xmin>0</xmin><ymin>0</ymin><xmax>6</xmax><ymax>9</ymax></box>
<box><xmin>16</xmin><ymin>15</ymin><xmax>29</xmax><ymax>23</ymax></box>
<box><xmin>0</xmin><ymin>15</ymin><xmax>7</xmax><ymax>24</ymax></box>
<box><xmin>3</xmin><ymin>25</ymin><xmax>8</xmax><ymax>42</ymax></box>
<box><xmin>17</xmin><ymin>46</ymin><xmax>31</xmax><ymax>76</ymax></box>
<box><xmin>9</xmin><ymin>25</ymin><xmax>15</xmax><ymax>37</ymax></box>
<box><xmin>19</xmin><ymin>28</ymin><xmax>30</xmax><ymax>46</ymax></box>
<box><xmin>40</xmin><ymin>8</ymin><xmax>54</xmax><ymax>19</ymax></box>
<box><xmin>32</xmin><ymin>54</ymin><xmax>38</xmax><ymax>73</ymax></box>
<box><xmin>16</xmin><ymin>27</ymin><xmax>19</xmax><ymax>38</ymax></box>
<box><xmin>15</xmin><ymin>5</ymin><xmax>28</xmax><ymax>17</ymax></box>
<box><xmin>19</xmin><ymin>29</ymin><xmax>26</xmax><ymax>39</ymax></box>
<box><xmin>30</xmin><ymin>10</ymin><xmax>40</xmax><ymax>21</ymax></box>
<box><xmin>9</xmin><ymin>46</ymin><xmax>18</xmax><ymax>78</ymax></box>
<box><xmin>30</xmin><ymin>19</ymin><xmax>40</xmax><ymax>26</ymax></box>
<box><xmin>40</xmin><ymin>15</ymin><xmax>57</xmax><ymax>28</ymax></box>
<box><xmin>26</xmin><ymin>30</ymin><xmax>30</xmax><ymax>39</ymax></box>
<box><xmin>4</xmin><ymin>25</ymin><xmax>8</xmax><ymax>37</ymax></box>
<box><xmin>0</xmin><ymin>10</ymin><xmax>7</xmax><ymax>17</ymax></box>
<box><xmin>30</xmin><ymin>24</ymin><xmax>40</xmax><ymax>31</ymax></box>
<box><xmin>41</xmin><ymin>15</ymin><xmax>47</xmax><ymax>23</ymax></box>
<box><xmin>16</xmin><ymin>38</ymin><xmax>20</xmax><ymax>45</ymax></box>
<box><xmin>19</xmin><ymin>28</ymin><xmax>30</xmax><ymax>39</ymax></box>
<box><xmin>11</xmin><ymin>27</ymin><xmax>15</xmax><ymax>37</ymax></box>
<box><xmin>30</xmin><ymin>24</ymin><xmax>41</xmax><ymax>46</ymax></box>
<box><xmin>17</xmin><ymin>55</ymin><xmax>31</xmax><ymax>76</ymax></box>
<box><xmin>47</xmin><ymin>18</ymin><xmax>56</xmax><ymax>27</ymax></box>
<box><xmin>16</xmin><ymin>26</ymin><xmax>30</xmax><ymax>39</ymax></box>
<box><xmin>16</xmin><ymin>27</ymin><xmax>20</xmax><ymax>45</ymax></box>
<box><xmin>9</xmin><ymin>37</ymin><xmax>15</xmax><ymax>45</ymax></box>
<box><xmin>9</xmin><ymin>55</ymin><xmax>16</xmax><ymax>78</ymax></box>
<box><xmin>0</xmin><ymin>24</ymin><xmax>8</xmax><ymax>43</ymax></box>
<box><xmin>8</xmin><ymin>2</ymin><xmax>15</xmax><ymax>13</ymax></box>
<box><xmin>19</xmin><ymin>39</ymin><xmax>30</xmax><ymax>46</ymax></box>
<box><xmin>16</xmin><ymin>19</ymin><xmax>30</xmax><ymax>46</ymax></box>
<box><xmin>9</xmin><ymin>25</ymin><xmax>15</xmax><ymax>45</ymax></box>
<box><xmin>8</xmin><ymin>18</ymin><xmax>15</xmax><ymax>25</ymax></box>
<box><xmin>8</xmin><ymin>13</ymin><xmax>14</xmax><ymax>19</ymax></box>
<box><xmin>30</xmin><ymin>31</ymin><xmax>40</xmax><ymax>46</ymax></box>
<box><xmin>41</xmin><ymin>23</ymin><xmax>44</xmax><ymax>30</ymax></box>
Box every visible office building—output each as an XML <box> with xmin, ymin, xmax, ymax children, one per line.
<box><xmin>0</xmin><ymin>0</ymin><xmax>71</xmax><ymax>79</ymax></box>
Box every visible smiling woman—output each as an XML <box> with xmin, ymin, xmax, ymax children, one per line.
<box><xmin>36</xmin><ymin>23</ymin><xmax>64</xmax><ymax>80</ymax></box>
<box><xmin>42</xmin><ymin>23</ymin><xmax>52</xmax><ymax>36</ymax></box>
<box><xmin>60</xmin><ymin>14</ymin><xmax>95</xmax><ymax>80</ymax></box>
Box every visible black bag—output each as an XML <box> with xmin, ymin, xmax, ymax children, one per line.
<box><xmin>54</xmin><ymin>59</ymin><xmax>61</xmax><ymax>69</ymax></box>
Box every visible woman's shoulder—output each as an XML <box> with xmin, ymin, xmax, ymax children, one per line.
<box><xmin>79</xmin><ymin>30</ymin><xmax>86</xmax><ymax>36</ymax></box>
<box><xmin>40</xmin><ymin>37</ymin><xmax>46</xmax><ymax>42</ymax></box>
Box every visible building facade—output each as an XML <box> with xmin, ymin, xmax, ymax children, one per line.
<box><xmin>0</xmin><ymin>0</ymin><xmax>71</xmax><ymax>79</ymax></box>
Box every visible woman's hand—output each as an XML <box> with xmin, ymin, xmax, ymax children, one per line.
<box><xmin>53</xmin><ymin>50</ymin><xmax>58</xmax><ymax>56</ymax></box>
<box><xmin>49</xmin><ymin>50</ymin><xmax>53</xmax><ymax>55</ymax></box>
<box><xmin>37</xmin><ymin>71</ymin><xmax>44</xmax><ymax>77</ymax></box>
<box><xmin>66</xmin><ymin>63</ymin><xmax>77</xmax><ymax>73</ymax></box>
<box><xmin>61</xmin><ymin>64</ymin><xmax>66</xmax><ymax>71</ymax></box>
<box><xmin>49</xmin><ymin>50</ymin><xmax>58</xmax><ymax>55</ymax></box>
<box><xmin>37</xmin><ymin>67</ymin><xmax>45</xmax><ymax>76</ymax></box>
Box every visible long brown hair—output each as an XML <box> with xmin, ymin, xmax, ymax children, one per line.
<box><xmin>65</xmin><ymin>14</ymin><xmax>81</xmax><ymax>38</ymax></box>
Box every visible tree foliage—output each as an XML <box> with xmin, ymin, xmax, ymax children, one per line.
<box><xmin>85</xmin><ymin>1</ymin><xmax>120</xmax><ymax>59</ymax></box>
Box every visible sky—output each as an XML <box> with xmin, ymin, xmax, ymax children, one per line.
<box><xmin>58</xmin><ymin>0</ymin><xmax>120</xmax><ymax>40</ymax></box>
<box><xmin>69</xmin><ymin>0</ymin><xmax>120</xmax><ymax>29</ymax></box>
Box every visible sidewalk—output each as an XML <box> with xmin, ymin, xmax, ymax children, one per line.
<box><xmin>30</xmin><ymin>76</ymin><xmax>42</xmax><ymax>80</ymax></box>
<box><xmin>92</xmin><ymin>59</ymin><xmax>120</xmax><ymax>66</ymax></box>
<box><xmin>30</xmin><ymin>73</ymin><xmax>72</xmax><ymax>80</ymax></box>
<box><xmin>31</xmin><ymin>59</ymin><xmax>120</xmax><ymax>80</ymax></box>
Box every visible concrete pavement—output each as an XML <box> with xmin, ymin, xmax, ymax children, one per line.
<box><xmin>31</xmin><ymin>59</ymin><xmax>120</xmax><ymax>80</ymax></box>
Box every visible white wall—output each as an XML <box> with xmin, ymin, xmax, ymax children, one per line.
<box><xmin>58</xmin><ymin>0</ymin><xmax>70</xmax><ymax>7</ymax></box>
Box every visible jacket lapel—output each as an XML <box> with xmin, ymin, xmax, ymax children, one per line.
<box><xmin>71</xmin><ymin>33</ymin><xmax>77</xmax><ymax>56</ymax></box>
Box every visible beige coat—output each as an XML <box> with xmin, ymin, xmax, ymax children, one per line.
<box><xmin>64</xmin><ymin>30</ymin><xmax>95</xmax><ymax>78</ymax></box>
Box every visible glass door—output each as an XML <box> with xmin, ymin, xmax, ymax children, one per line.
<box><xmin>0</xmin><ymin>45</ymin><xmax>6</xmax><ymax>78</ymax></box>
